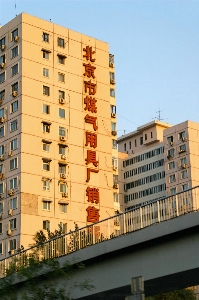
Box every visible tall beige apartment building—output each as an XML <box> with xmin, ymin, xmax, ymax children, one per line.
<box><xmin>0</xmin><ymin>13</ymin><xmax>118</xmax><ymax>257</ymax></box>
<box><xmin>118</xmin><ymin>119</ymin><xmax>199</xmax><ymax>211</ymax></box>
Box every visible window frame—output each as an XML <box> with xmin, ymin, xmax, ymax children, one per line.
<box><xmin>42</xmin><ymin>32</ymin><xmax>49</xmax><ymax>43</ymax></box>
<box><xmin>11</xmin><ymin>64</ymin><xmax>18</xmax><ymax>76</ymax></box>
<box><xmin>10</xmin><ymin>177</ymin><xmax>18</xmax><ymax>189</ymax></box>
<box><xmin>10</xmin><ymin>100</ymin><xmax>18</xmax><ymax>113</ymax></box>
<box><xmin>10</xmin><ymin>157</ymin><xmax>18</xmax><ymax>171</ymax></box>
<box><xmin>10</xmin><ymin>119</ymin><xmax>18</xmax><ymax>132</ymax></box>
<box><xmin>43</xmin><ymin>85</ymin><xmax>50</xmax><ymax>96</ymax></box>
<box><xmin>11</xmin><ymin>45</ymin><xmax>18</xmax><ymax>59</ymax></box>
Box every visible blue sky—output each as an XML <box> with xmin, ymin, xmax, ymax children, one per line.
<box><xmin>1</xmin><ymin>0</ymin><xmax>199</xmax><ymax>136</ymax></box>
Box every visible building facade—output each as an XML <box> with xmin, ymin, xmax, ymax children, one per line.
<box><xmin>0</xmin><ymin>13</ymin><xmax>118</xmax><ymax>257</ymax></box>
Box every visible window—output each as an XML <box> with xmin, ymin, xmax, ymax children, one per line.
<box><xmin>135</xmin><ymin>139</ymin><xmax>137</xmax><ymax>147</ymax></box>
<box><xmin>129</xmin><ymin>141</ymin><xmax>131</xmax><ymax>149</ymax></box>
<box><xmin>0</xmin><ymin>183</ymin><xmax>3</xmax><ymax>194</ymax></box>
<box><xmin>140</xmin><ymin>137</ymin><xmax>143</xmax><ymax>145</ymax></box>
<box><xmin>0</xmin><ymin>126</ymin><xmax>4</xmax><ymax>137</ymax></box>
<box><xmin>9</xmin><ymin>197</ymin><xmax>17</xmax><ymax>210</ymax></box>
<box><xmin>59</xmin><ymin>145</ymin><xmax>66</xmax><ymax>155</ymax></box>
<box><xmin>43</xmin><ymin>123</ymin><xmax>50</xmax><ymax>133</ymax></box>
<box><xmin>109</xmin><ymin>54</ymin><xmax>114</xmax><ymax>65</ymax></box>
<box><xmin>110</xmin><ymin>89</ymin><xmax>115</xmax><ymax>97</ymax></box>
<box><xmin>59</xmin><ymin>204</ymin><xmax>67</xmax><ymax>213</ymax></box>
<box><xmin>110</xmin><ymin>105</ymin><xmax>116</xmax><ymax>114</ymax></box>
<box><xmin>11</xmin><ymin>64</ymin><xmax>18</xmax><ymax>76</ymax></box>
<box><xmin>43</xmin><ymin>143</ymin><xmax>50</xmax><ymax>152</ymax></box>
<box><xmin>124</xmin><ymin>143</ymin><xmax>126</xmax><ymax>151</ymax></box>
<box><xmin>0</xmin><ymin>145</ymin><xmax>4</xmax><ymax>155</ymax></box>
<box><xmin>167</xmin><ymin>136</ymin><xmax>173</xmax><ymax>144</ymax></box>
<box><xmin>0</xmin><ymin>223</ymin><xmax>2</xmax><ymax>234</ymax></box>
<box><xmin>59</xmin><ymin>108</ymin><xmax>65</xmax><ymax>118</ymax></box>
<box><xmin>181</xmin><ymin>170</ymin><xmax>188</xmax><ymax>179</ymax></box>
<box><xmin>11</xmin><ymin>29</ymin><xmax>18</xmax><ymax>41</ymax></box>
<box><xmin>43</xmin><ymin>68</ymin><xmax>49</xmax><ymax>77</ymax></box>
<box><xmin>59</xmin><ymin>164</ymin><xmax>66</xmax><ymax>174</ymax></box>
<box><xmin>43</xmin><ymin>181</ymin><xmax>50</xmax><ymax>191</ymax></box>
<box><xmin>58</xmin><ymin>37</ymin><xmax>65</xmax><ymax>48</ymax></box>
<box><xmin>151</xmin><ymin>132</ymin><xmax>153</xmax><ymax>138</ymax></box>
<box><xmin>179</xmin><ymin>144</ymin><xmax>186</xmax><ymax>152</ymax></box>
<box><xmin>12</xmin><ymin>82</ymin><xmax>18</xmax><ymax>92</ymax></box>
<box><xmin>59</xmin><ymin>90</ymin><xmax>65</xmax><ymax>99</ymax></box>
<box><xmin>169</xmin><ymin>174</ymin><xmax>176</xmax><ymax>183</ymax></box>
<box><xmin>0</xmin><ymin>242</ymin><xmax>2</xmax><ymax>254</ymax></box>
<box><xmin>59</xmin><ymin>126</ymin><xmax>66</xmax><ymax>137</ymax></box>
<box><xmin>60</xmin><ymin>183</ymin><xmax>67</xmax><ymax>193</ymax></box>
<box><xmin>43</xmin><ymin>160</ymin><xmax>50</xmax><ymax>171</ymax></box>
<box><xmin>43</xmin><ymin>220</ymin><xmax>50</xmax><ymax>230</ymax></box>
<box><xmin>0</xmin><ymin>72</ymin><xmax>5</xmax><ymax>83</ymax></box>
<box><xmin>9</xmin><ymin>218</ymin><xmax>16</xmax><ymax>230</ymax></box>
<box><xmin>60</xmin><ymin>222</ymin><xmax>67</xmax><ymax>233</ymax></box>
<box><xmin>179</xmin><ymin>131</ymin><xmax>186</xmax><ymax>139</ymax></box>
<box><xmin>0</xmin><ymin>37</ymin><xmax>5</xmax><ymax>48</ymax></box>
<box><xmin>180</xmin><ymin>157</ymin><xmax>186</xmax><ymax>167</ymax></box>
<box><xmin>113</xmin><ymin>193</ymin><xmax>118</xmax><ymax>202</ymax></box>
<box><xmin>10</xmin><ymin>158</ymin><xmax>17</xmax><ymax>170</ymax></box>
<box><xmin>111</xmin><ymin>122</ymin><xmax>116</xmax><ymax>131</ymax></box>
<box><xmin>0</xmin><ymin>54</ymin><xmax>5</xmax><ymax>65</ymax></box>
<box><xmin>0</xmin><ymin>202</ymin><xmax>3</xmax><ymax>213</ymax></box>
<box><xmin>0</xmin><ymin>164</ymin><xmax>3</xmax><ymax>173</ymax></box>
<box><xmin>43</xmin><ymin>201</ymin><xmax>50</xmax><ymax>210</ymax></box>
<box><xmin>10</xmin><ymin>177</ymin><xmax>17</xmax><ymax>189</ymax></box>
<box><xmin>112</xmin><ymin>139</ymin><xmax>117</xmax><ymax>149</ymax></box>
<box><xmin>11</xmin><ymin>100</ymin><xmax>18</xmax><ymax>113</ymax></box>
<box><xmin>43</xmin><ymin>85</ymin><xmax>50</xmax><ymax>96</ymax></box>
<box><xmin>170</xmin><ymin>188</ymin><xmax>176</xmax><ymax>195</ymax></box>
<box><xmin>9</xmin><ymin>239</ymin><xmax>16</xmax><ymax>251</ymax></box>
<box><xmin>0</xmin><ymin>90</ymin><xmax>5</xmax><ymax>101</ymax></box>
<box><xmin>58</xmin><ymin>73</ymin><xmax>65</xmax><ymax>82</ymax></box>
<box><xmin>145</xmin><ymin>134</ymin><xmax>147</xmax><ymax>141</ymax></box>
<box><xmin>168</xmin><ymin>161</ymin><xmax>175</xmax><ymax>170</ymax></box>
<box><xmin>42</xmin><ymin>50</ymin><xmax>49</xmax><ymax>60</ymax></box>
<box><xmin>0</xmin><ymin>108</ymin><xmax>4</xmax><ymax>118</ymax></box>
<box><xmin>10</xmin><ymin>120</ymin><xmax>17</xmax><ymax>132</ymax></box>
<box><xmin>10</xmin><ymin>138</ymin><xmax>17</xmax><ymax>151</ymax></box>
<box><xmin>182</xmin><ymin>183</ymin><xmax>188</xmax><ymax>191</ymax></box>
<box><xmin>113</xmin><ymin>174</ymin><xmax>118</xmax><ymax>185</ymax></box>
<box><xmin>168</xmin><ymin>148</ymin><xmax>174</xmax><ymax>158</ymax></box>
<box><xmin>11</xmin><ymin>46</ymin><xmax>18</xmax><ymax>58</ymax></box>
<box><xmin>42</xmin><ymin>32</ymin><xmax>49</xmax><ymax>42</ymax></box>
<box><xmin>110</xmin><ymin>72</ymin><xmax>115</xmax><ymax>81</ymax></box>
<box><xmin>58</xmin><ymin>55</ymin><xmax>65</xmax><ymax>64</ymax></box>
<box><xmin>43</xmin><ymin>104</ymin><xmax>50</xmax><ymax>114</ymax></box>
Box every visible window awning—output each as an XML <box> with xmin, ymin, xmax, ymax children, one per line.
<box><xmin>58</xmin><ymin>161</ymin><xmax>67</xmax><ymax>165</ymax></box>
<box><xmin>58</xmin><ymin>143</ymin><xmax>68</xmax><ymax>147</ymax></box>
<box><xmin>41</xmin><ymin>120</ymin><xmax>52</xmax><ymax>125</ymax></box>
<box><xmin>41</xmin><ymin>48</ymin><xmax>51</xmax><ymax>53</ymax></box>
<box><xmin>42</xmin><ymin>198</ymin><xmax>53</xmax><ymax>202</ymax></box>
<box><xmin>42</xmin><ymin>158</ymin><xmax>52</xmax><ymax>162</ymax></box>
<box><xmin>58</xmin><ymin>200</ymin><xmax>69</xmax><ymax>204</ymax></box>
<box><xmin>57</xmin><ymin>53</ymin><xmax>67</xmax><ymax>58</ymax></box>
<box><xmin>42</xmin><ymin>139</ymin><xmax>52</xmax><ymax>144</ymax></box>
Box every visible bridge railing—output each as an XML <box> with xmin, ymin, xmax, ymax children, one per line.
<box><xmin>0</xmin><ymin>186</ymin><xmax>199</xmax><ymax>278</ymax></box>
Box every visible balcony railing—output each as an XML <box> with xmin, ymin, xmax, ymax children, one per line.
<box><xmin>0</xmin><ymin>186</ymin><xmax>199</xmax><ymax>278</ymax></box>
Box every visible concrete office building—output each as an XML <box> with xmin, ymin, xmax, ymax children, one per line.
<box><xmin>0</xmin><ymin>13</ymin><xmax>118</xmax><ymax>257</ymax></box>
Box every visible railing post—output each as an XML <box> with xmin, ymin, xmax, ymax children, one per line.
<box><xmin>176</xmin><ymin>194</ymin><xmax>179</xmax><ymax>217</ymax></box>
<box><xmin>140</xmin><ymin>207</ymin><xmax>143</xmax><ymax>229</ymax></box>
<box><xmin>123</xmin><ymin>213</ymin><xmax>126</xmax><ymax>234</ymax></box>
<box><xmin>157</xmin><ymin>201</ymin><xmax>160</xmax><ymax>223</ymax></box>
<box><xmin>108</xmin><ymin>218</ymin><xmax>110</xmax><ymax>239</ymax></box>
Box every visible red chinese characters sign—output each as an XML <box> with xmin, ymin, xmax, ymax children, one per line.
<box><xmin>83</xmin><ymin>45</ymin><xmax>100</xmax><ymax>223</ymax></box>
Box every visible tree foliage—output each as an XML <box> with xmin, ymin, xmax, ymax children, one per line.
<box><xmin>146</xmin><ymin>288</ymin><xmax>197</xmax><ymax>300</ymax></box>
<box><xmin>0</xmin><ymin>228</ymin><xmax>94</xmax><ymax>300</ymax></box>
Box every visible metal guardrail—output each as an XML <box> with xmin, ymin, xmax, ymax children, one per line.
<box><xmin>0</xmin><ymin>186</ymin><xmax>199</xmax><ymax>278</ymax></box>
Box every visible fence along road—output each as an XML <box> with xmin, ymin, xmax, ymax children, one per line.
<box><xmin>0</xmin><ymin>185</ymin><xmax>199</xmax><ymax>277</ymax></box>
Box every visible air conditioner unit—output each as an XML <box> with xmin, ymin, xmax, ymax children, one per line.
<box><xmin>0</xmin><ymin>155</ymin><xmax>4</xmax><ymax>161</ymax></box>
<box><xmin>60</xmin><ymin>136</ymin><xmax>66</xmax><ymax>141</ymax></box>
<box><xmin>0</xmin><ymin>100</ymin><xmax>3</xmax><ymax>106</ymax></box>
<box><xmin>14</xmin><ymin>36</ymin><xmax>19</xmax><ymax>42</ymax></box>
<box><xmin>8</xmin><ymin>151</ymin><xmax>12</xmax><ymax>157</ymax></box>
<box><xmin>8</xmin><ymin>209</ymin><xmax>13</xmax><ymax>216</ymax></box>
<box><xmin>60</xmin><ymin>173</ymin><xmax>66</xmax><ymax>179</ymax></box>
<box><xmin>170</xmin><ymin>142</ymin><xmax>173</xmax><ymax>146</ymax></box>
<box><xmin>1</xmin><ymin>45</ymin><xmax>6</xmax><ymax>51</ymax></box>
<box><xmin>0</xmin><ymin>213</ymin><xmax>2</xmax><ymax>220</ymax></box>
<box><xmin>112</xmin><ymin>130</ymin><xmax>117</xmax><ymax>136</ymax></box>
<box><xmin>111</xmin><ymin>113</ymin><xmax>116</xmax><ymax>118</ymax></box>
<box><xmin>7</xmin><ymin>230</ymin><xmax>12</xmax><ymax>236</ymax></box>
<box><xmin>181</xmin><ymin>164</ymin><xmax>187</xmax><ymax>169</ymax></box>
<box><xmin>109</xmin><ymin>62</ymin><xmax>114</xmax><ymax>68</ymax></box>
<box><xmin>8</xmin><ymin>190</ymin><xmax>14</xmax><ymax>196</ymax></box>
<box><xmin>61</xmin><ymin>154</ymin><xmax>66</xmax><ymax>160</ymax></box>
<box><xmin>0</xmin><ymin>63</ymin><xmax>5</xmax><ymax>69</ymax></box>
<box><xmin>12</xmin><ymin>91</ymin><xmax>18</xmax><ymax>97</ymax></box>
<box><xmin>113</xmin><ymin>166</ymin><xmax>117</xmax><ymax>171</ymax></box>
<box><xmin>110</xmin><ymin>79</ymin><xmax>115</xmax><ymax>84</ymax></box>
<box><xmin>0</xmin><ymin>117</ymin><xmax>5</xmax><ymax>123</ymax></box>
<box><xmin>62</xmin><ymin>193</ymin><xmax>68</xmax><ymax>198</ymax></box>
<box><xmin>8</xmin><ymin>249</ymin><xmax>15</xmax><ymax>255</ymax></box>
<box><xmin>113</xmin><ymin>184</ymin><xmax>118</xmax><ymax>189</ymax></box>
<box><xmin>182</xmin><ymin>137</ymin><xmax>187</xmax><ymax>142</ymax></box>
<box><xmin>0</xmin><ymin>173</ymin><xmax>4</xmax><ymax>179</ymax></box>
<box><xmin>114</xmin><ymin>220</ymin><xmax>120</xmax><ymax>226</ymax></box>
<box><xmin>59</xmin><ymin>98</ymin><xmax>65</xmax><ymax>104</ymax></box>
<box><xmin>167</xmin><ymin>155</ymin><xmax>173</xmax><ymax>160</ymax></box>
